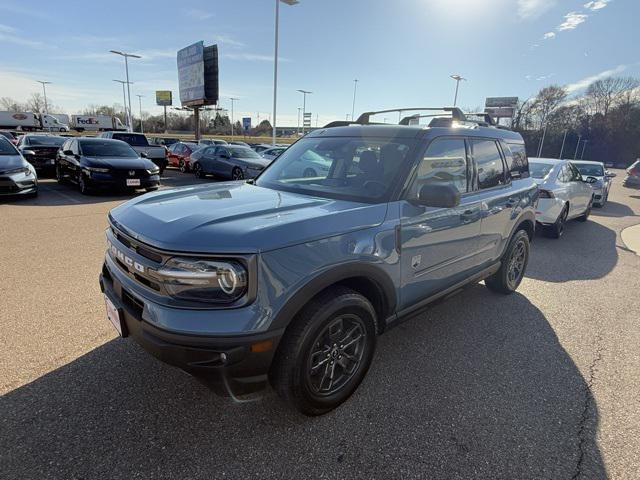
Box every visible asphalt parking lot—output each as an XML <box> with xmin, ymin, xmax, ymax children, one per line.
<box><xmin>1</xmin><ymin>169</ymin><xmax>639</xmax><ymax>479</ymax></box>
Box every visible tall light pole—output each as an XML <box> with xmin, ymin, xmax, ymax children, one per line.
<box><xmin>110</xmin><ymin>50</ymin><xmax>141</xmax><ymax>132</ymax></box>
<box><xmin>113</xmin><ymin>80</ymin><xmax>132</xmax><ymax>130</ymax></box>
<box><xmin>297</xmin><ymin>89</ymin><xmax>312</xmax><ymax>134</ymax></box>
<box><xmin>559</xmin><ymin>129</ymin><xmax>568</xmax><ymax>159</ymax></box>
<box><xmin>136</xmin><ymin>94</ymin><xmax>144</xmax><ymax>133</ymax></box>
<box><xmin>450</xmin><ymin>74</ymin><xmax>466</xmax><ymax>107</ymax></box>
<box><xmin>351</xmin><ymin>79</ymin><xmax>358</xmax><ymax>121</ymax></box>
<box><xmin>272</xmin><ymin>0</ymin><xmax>299</xmax><ymax>145</ymax></box>
<box><xmin>581</xmin><ymin>139</ymin><xmax>588</xmax><ymax>160</ymax></box>
<box><xmin>574</xmin><ymin>134</ymin><xmax>582</xmax><ymax>160</ymax></box>
<box><xmin>229</xmin><ymin>97</ymin><xmax>238</xmax><ymax>138</ymax></box>
<box><xmin>297</xmin><ymin>107</ymin><xmax>302</xmax><ymax>135</ymax></box>
<box><xmin>36</xmin><ymin>80</ymin><xmax>51</xmax><ymax>114</ymax></box>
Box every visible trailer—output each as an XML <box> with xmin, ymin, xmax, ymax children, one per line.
<box><xmin>0</xmin><ymin>111</ymin><xmax>69</xmax><ymax>131</ymax></box>
<box><xmin>70</xmin><ymin>115</ymin><xmax>127</xmax><ymax>132</ymax></box>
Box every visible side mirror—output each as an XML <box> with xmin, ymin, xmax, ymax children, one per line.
<box><xmin>21</xmin><ymin>149</ymin><xmax>36</xmax><ymax>157</ymax></box>
<box><xmin>63</xmin><ymin>149</ymin><xmax>74</xmax><ymax>156</ymax></box>
<box><xmin>416</xmin><ymin>183</ymin><xmax>461</xmax><ymax>208</ymax></box>
<box><xmin>585</xmin><ymin>176</ymin><xmax>598</xmax><ymax>184</ymax></box>
<box><xmin>140</xmin><ymin>152</ymin><xmax>148</xmax><ymax>158</ymax></box>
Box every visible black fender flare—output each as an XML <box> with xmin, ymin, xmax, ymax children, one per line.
<box><xmin>271</xmin><ymin>262</ymin><xmax>397</xmax><ymax>332</ymax></box>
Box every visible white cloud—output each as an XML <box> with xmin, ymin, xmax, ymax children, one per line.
<box><xmin>0</xmin><ymin>23</ymin><xmax>16</xmax><ymax>33</ymax></box>
<box><xmin>558</xmin><ymin>12</ymin><xmax>588</xmax><ymax>30</ymax></box>
<box><xmin>185</xmin><ymin>8</ymin><xmax>214</xmax><ymax>20</ymax></box>
<box><xmin>517</xmin><ymin>0</ymin><xmax>557</xmax><ymax>20</ymax></box>
<box><xmin>584</xmin><ymin>0</ymin><xmax>612</xmax><ymax>11</ymax></box>
<box><xmin>0</xmin><ymin>32</ymin><xmax>50</xmax><ymax>49</ymax></box>
<box><xmin>565</xmin><ymin>64</ymin><xmax>627</xmax><ymax>93</ymax></box>
<box><xmin>543</xmin><ymin>32</ymin><xmax>556</xmax><ymax>39</ymax></box>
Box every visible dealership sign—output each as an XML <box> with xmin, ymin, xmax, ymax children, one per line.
<box><xmin>156</xmin><ymin>90</ymin><xmax>172</xmax><ymax>106</ymax></box>
<box><xmin>177</xmin><ymin>42</ymin><xmax>206</xmax><ymax>105</ymax></box>
<box><xmin>242</xmin><ymin>117</ymin><xmax>251</xmax><ymax>131</ymax></box>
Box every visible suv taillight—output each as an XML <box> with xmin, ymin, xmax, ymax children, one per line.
<box><xmin>539</xmin><ymin>189</ymin><xmax>555</xmax><ymax>199</ymax></box>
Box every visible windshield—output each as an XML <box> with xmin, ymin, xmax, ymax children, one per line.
<box><xmin>256</xmin><ymin>136</ymin><xmax>414</xmax><ymax>202</ymax></box>
<box><xmin>575</xmin><ymin>163</ymin><xmax>604</xmax><ymax>176</ymax></box>
<box><xmin>26</xmin><ymin>136</ymin><xmax>65</xmax><ymax>147</ymax></box>
<box><xmin>0</xmin><ymin>137</ymin><xmax>18</xmax><ymax>155</ymax></box>
<box><xmin>529</xmin><ymin>162</ymin><xmax>554</xmax><ymax>179</ymax></box>
<box><xmin>0</xmin><ymin>131</ymin><xmax>15</xmax><ymax>140</ymax></box>
<box><xmin>80</xmin><ymin>140</ymin><xmax>138</xmax><ymax>158</ymax></box>
<box><xmin>229</xmin><ymin>146</ymin><xmax>261</xmax><ymax>159</ymax></box>
<box><xmin>112</xmin><ymin>133</ymin><xmax>149</xmax><ymax>147</ymax></box>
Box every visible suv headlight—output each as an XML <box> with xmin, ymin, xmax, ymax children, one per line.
<box><xmin>3</xmin><ymin>166</ymin><xmax>31</xmax><ymax>175</ymax></box>
<box><xmin>84</xmin><ymin>166</ymin><xmax>110</xmax><ymax>173</ymax></box>
<box><xmin>147</xmin><ymin>166</ymin><xmax>160</xmax><ymax>174</ymax></box>
<box><xmin>157</xmin><ymin>257</ymin><xmax>247</xmax><ymax>304</ymax></box>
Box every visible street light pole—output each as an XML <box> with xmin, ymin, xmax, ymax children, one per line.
<box><xmin>110</xmin><ymin>50</ymin><xmax>141</xmax><ymax>132</ymax></box>
<box><xmin>559</xmin><ymin>129</ymin><xmax>568</xmax><ymax>159</ymax></box>
<box><xmin>297</xmin><ymin>107</ymin><xmax>301</xmax><ymax>135</ymax></box>
<box><xmin>581</xmin><ymin>139</ymin><xmax>588</xmax><ymax>160</ymax></box>
<box><xmin>36</xmin><ymin>81</ymin><xmax>51</xmax><ymax>114</ymax></box>
<box><xmin>450</xmin><ymin>74</ymin><xmax>466</xmax><ymax>107</ymax></box>
<box><xmin>537</xmin><ymin>124</ymin><xmax>547</xmax><ymax>158</ymax></box>
<box><xmin>297</xmin><ymin>89</ymin><xmax>312</xmax><ymax>135</ymax></box>
<box><xmin>136</xmin><ymin>95</ymin><xmax>144</xmax><ymax>133</ymax></box>
<box><xmin>272</xmin><ymin>0</ymin><xmax>299</xmax><ymax>145</ymax></box>
<box><xmin>229</xmin><ymin>97</ymin><xmax>238</xmax><ymax>138</ymax></box>
<box><xmin>574</xmin><ymin>134</ymin><xmax>582</xmax><ymax>160</ymax></box>
<box><xmin>351</xmin><ymin>79</ymin><xmax>358</xmax><ymax>121</ymax></box>
<box><xmin>113</xmin><ymin>80</ymin><xmax>131</xmax><ymax>130</ymax></box>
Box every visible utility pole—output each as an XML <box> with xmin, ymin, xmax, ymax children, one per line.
<box><xmin>297</xmin><ymin>107</ymin><xmax>301</xmax><ymax>135</ymax></box>
<box><xmin>351</xmin><ymin>79</ymin><xmax>358</xmax><ymax>121</ymax></box>
<box><xmin>559</xmin><ymin>129</ymin><xmax>568</xmax><ymax>159</ymax></box>
<box><xmin>450</xmin><ymin>74</ymin><xmax>466</xmax><ymax>106</ymax></box>
<box><xmin>581</xmin><ymin>139</ymin><xmax>588</xmax><ymax>160</ymax></box>
<box><xmin>36</xmin><ymin>80</ymin><xmax>51</xmax><ymax>131</ymax></box>
<box><xmin>229</xmin><ymin>97</ymin><xmax>238</xmax><ymax>138</ymax></box>
<box><xmin>136</xmin><ymin>95</ymin><xmax>144</xmax><ymax>133</ymax></box>
<box><xmin>574</xmin><ymin>134</ymin><xmax>582</xmax><ymax>160</ymax></box>
<box><xmin>113</xmin><ymin>80</ymin><xmax>131</xmax><ymax>129</ymax></box>
<box><xmin>110</xmin><ymin>50</ymin><xmax>141</xmax><ymax>132</ymax></box>
<box><xmin>537</xmin><ymin>124</ymin><xmax>547</xmax><ymax>157</ymax></box>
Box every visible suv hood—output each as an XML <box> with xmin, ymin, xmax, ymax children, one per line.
<box><xmin>85</xmin><ymin>156</ymin><xmax>155</xmax><ymax>170</ymax></box>
<box><xmin>109</xmin><ymin>182</ymin><xmax>387</xmax><ymax>253</ymax></box>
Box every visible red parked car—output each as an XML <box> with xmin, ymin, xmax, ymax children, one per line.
<box><xmin>167</xmin><ymin>142</ymin><xmax>200</xmax><ymax>172</ymax></box>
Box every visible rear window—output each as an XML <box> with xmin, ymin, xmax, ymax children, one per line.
<box><xmin>228</xmin><ymin>146</ymin><xmax>261</xmax><ymax>159</ymax></box>
<box><xmin>574</xmin><ymin>163</ymin><xmax>604</xmax><ymax>177</ymax></box>
<box><xmin>25</xmin><ymin>136</ymin><xmax>65</xmax><ymax>147</ymax></box>
<box><xmin>112</xmin><ymin>133</ymin><xmax>149</xmax><ymax>147</ymax></box>
<box><xmin>505</xmin><ymin>143</ymin><xmax>530</xmax><ymax>179</ymax></box>
<box><xmin>529</xmin><ymin>162</ymin><xmax>554</xmax><ymax>179</ymax></box>
<box><xmin>0</xmin><ymin>137</ymin><xmax>18</xmax><ymax>155</ymax></box>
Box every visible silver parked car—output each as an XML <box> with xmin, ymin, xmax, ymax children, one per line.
<box><xmin>0</xmin><ymin>136</ymin><xmax>38</xmax><ymax>198</ymax></box>
<box><xmin>572</xmin><ymin>160</ymin><xmax>616</xmax><ymax>207</ymax></box>
<box><xmin>529</xmin><ymin>158</ymin><xmax>595</xmax><ymax>238</ymax></box>
<box><xmin>623</xmin><ymin>159</ymin><xmax>640</xmax><ymax>189</ymax></box>
<box><xmin>190</xmin><ymin>144</ymin><xmax>270</xmax><ymax>180</ymax></box>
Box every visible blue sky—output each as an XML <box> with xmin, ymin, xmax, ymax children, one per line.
<box><xmin>0</xmin><ymin>0</ymin><xmax>636</xmax><ymax>126</ymax></box>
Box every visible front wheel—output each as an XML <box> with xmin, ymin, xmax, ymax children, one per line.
<box><xmin>485</xmin><ymin>229</ymin><xmax>530</xmax><ymax>294</ymax></box>
<box><xmin>544</xmin><ymin>204</ymin><xmax>568</xmax><ymax>239</ymax></box>
<box><xmin>55</xmin><ymin>164</ymin><xmax>65</xmax><ymax>184</ymax></box>
<box><xmin>270</xmin><ymin>287</ymin><xmax>377</xmax><ymax>416</ymax></box>
<box><xmin>232</xmin><ymin>167</ymin><xmax>244</xmax><ymax>180</ymax></box>
<box><xmin>193</xmin><ymin>163</ymin><xmax>205</xmax><ymax>179</ymax></box>
<box><xmin>78</xmin><ymin>173</ymin><xmax>91</xmax><ymax>195</ymax></box>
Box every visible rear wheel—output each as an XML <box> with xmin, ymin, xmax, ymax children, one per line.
<box><xmin>179</xmin><ymin>159</ymin><xmax>189</xmax><ymax>173</ymax></box>
<box><xmin>232</xmin><ymin>167</ymin><xmax>244</xmax><ymax>180</ymax></box>
<box><xmin>193</xmin><ymin>163</ymin><xmax>205</xmax><ymax>179</ymax></box>
<box><xmin>485</xmin><ymin>230</ymin><xmax>530</xmax><ymax>294</ymax></box>
<box><xmin>544</xmin><ymin>204</ymin><xmax>568</xmax><ymax>239</ymax></box>
<box><xmin>270</xmin><ymin>287</ymin><xmax>377</xmax><ymax>416</ymax></box>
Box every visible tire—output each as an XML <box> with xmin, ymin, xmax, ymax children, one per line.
<box><xmin>270</xmin><ymin>287</ymin><xmax>377</xmax><ymax>416</ymax></box>
<box><xmin>485</xmin><ymin>230</ymin><xmax>530</xmax><ymax>294</ymax></box>
<box><xmin>55</xmin><ymin>164</ymin><xmax>65</xmax><ymax>184</ymax></box>
<box><xmin>232</xmin><ymin>167</ymin><xmax>244</xmax><ymax>180</ymax></box>
<box><xmin>179</xmin><ymin>159</ymin><xmax>188</xmax><ymax>173</ymax></box>
<box><xmin>193</xmin><ymin>163</ymin><xmax>205</xmax><ymax>179</ymax></box>
<box><xmin>544</xmin><ymin>204</ymin><xmax>568</xmax><ymax>239</ymax></box>
<box><xmin>78</xmin><ymin>173</ymin><xmax>91</xmax><ymax>195</ymax></box>
<box><xmin>303</xmin><ymin>168</ymin><xmax>317</xmax><ymax>178</ymax></box>
<box><xmin>577</xmin><ymin>199</ymin><xmax>592</xmax><ymax>222</ymax></box>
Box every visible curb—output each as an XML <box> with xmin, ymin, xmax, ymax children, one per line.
<box><xmin>621</xmin><ymin>224</ymin><xmax>640</xmax><ymax>257</ymax></box>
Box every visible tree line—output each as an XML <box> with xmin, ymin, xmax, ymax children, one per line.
<box><xmin>512</xmin><ymin>76</ymin><xmax>639</xmax><ymax>167</ymax></box>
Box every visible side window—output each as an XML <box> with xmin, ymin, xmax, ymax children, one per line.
<box><xmin>411</xmin><ymin>138</ymin><xmax>468</xmax><ymax>196</ymax></box>
<box><xmin>204</xmin><ymin>146</ymin><xmax>217</xmax><ymax>155</ymax></box>
<box><xmin>471</xmin><ymin>139</ymin><xmax>506</xmax><ymax>190</ymax></box>
<box><xmin>505</xmin><ymin>143</ymin><xmax>529</xmax><ymax>179</ymax></box>
<box><xmin>61</xmin><ymin>139</ymin><xmax>70</xmax><ymax>152</ymax></box>
<box><xmin>71</xmin><ymin>140</ymin><xmax>79</xmax><ymax>155</ymax></box>
<box><xmin>569</xmin><ymin>163</ymin><xmax>582</xmax><ymax>181</ymax></box>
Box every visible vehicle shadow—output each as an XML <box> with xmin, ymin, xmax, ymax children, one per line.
<box><xmin>590</xmin><ymin>201</ymin><xmax>637</xmax><ymax>218</ymax></box>
<box><xmin>1</xmin><ymin>286</ymin><xmax>604</xmax><ymax>479</ymax></box>
<box><xmin>527</xmin><ymin>219</ymin><xmax>618</xmax><ymax>282</ymax></box>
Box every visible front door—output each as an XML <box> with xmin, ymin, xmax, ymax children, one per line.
<box><xmin>399</xmin><ymin>137</ymin><xmax>482</xmax><ymax>310</ymax></box>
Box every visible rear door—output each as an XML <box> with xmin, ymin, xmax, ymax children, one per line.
<box><xmin>469</xmin><ymin>138</ymin><xmax>515</xmax><ymax>264</ymax></box>
<box><xmin>568</xmin><ymin>162</ymin><xmax>591</xmax><ymax>214</ymax></box>
<box><xmin>399</xmin><ymin>137</ymin><xmax>483</xmax><ymax>310</ymax></box>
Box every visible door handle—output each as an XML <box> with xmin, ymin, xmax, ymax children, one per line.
<box><xmin>460</xmin><ymin>209</ymin><xmax>476</xmax><ymax>223</ymax></box>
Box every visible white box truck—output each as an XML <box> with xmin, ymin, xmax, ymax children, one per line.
<box><xmin>70</xmin><ymin>115</ymin><xmax>126</xmax><ymax>132</ymax></box>
<box><xmin>0</xmin><ymin>111</ymin><xmax>69</xmax><ymax>131</ymax></box>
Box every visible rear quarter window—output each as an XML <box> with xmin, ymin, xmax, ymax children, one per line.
<box><xmin>504</xmin><ymin>142</ymin><xmax>529</xmax><ymax>179</ymax></box>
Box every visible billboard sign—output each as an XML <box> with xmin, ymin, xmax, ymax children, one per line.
<box><xmin>485</xmin><ymin>97</ymin><xmax>519</xmax><ymax>108</ymax></box>
<box><xmin>177</xmin><ymin>41</ymin><xmax>205</xmax><ymax>106</ymax></box>
<box><xmin>242</xmin><ymin>117</ymin><xmax>251</xmax><ymax>131</ymax></box>
<box><xmin>155</xmin><ymin>90</ymin><xmax>172</xmax><ymax>106</ymax></box>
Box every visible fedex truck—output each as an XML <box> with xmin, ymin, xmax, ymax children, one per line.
<box><xmin>0</xmin><ymin>111</ymin><xmax>70</xmax><ymax>131</ymax></box>
<box><xmin>70</xmin><ymin>115</ymin><xmax>127</xmax><ymax>132</ymax></box>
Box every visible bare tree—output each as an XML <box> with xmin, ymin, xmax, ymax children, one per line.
<box><xmin>25</xmin><ymin>93</ymin><xmax>46</xmax><ymax>113</ymax></box>
<box><xmin>531</xmin><ymin>85</ymin><xmax>568</xmax><ymax>129</ymax></box>
<box><xmin>585</xmin><ymin>77</ymin><xmax>640</xmax><ymax>117</ymax></box>
<box><xmin>1</xmin><ymin>97</ymin><xmax>25</xmax><ymax>112</ymax></box>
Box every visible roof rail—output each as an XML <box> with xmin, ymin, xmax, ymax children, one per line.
<box><xmin>465</xmin><ymin>112</ymin><xmax>496</xmax><ymax>126</ymax></box>
<box><xmin>356</xmin><ymin>107</ymin><xmax>466</xmax><ymax>124</ymax></box>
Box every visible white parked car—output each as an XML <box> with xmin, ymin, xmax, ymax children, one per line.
<box><xmin>260</xmin><ymin>146</ymin><xmax>287</xmax><ymax>161</ymax></box>
<box><xmin>572</xmin><ymin>160</ymin><xmax>615</xmax><ymax>207</ymax></box>
<box><xmin>529</xmin><ymin>158</ymin><xmax>595</xmax><ymax>238</ymax></box>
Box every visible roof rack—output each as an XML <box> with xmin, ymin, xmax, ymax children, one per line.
<box><xmin>357</xmin><ymin>107</ymin><xmax>466</xmax><ymax>124</ymax></box>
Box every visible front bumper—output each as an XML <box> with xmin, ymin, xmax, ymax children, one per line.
<box><xmin>535</xmin><ymin>197</ymin><xmax>564</xmax><ymax>225</ymax></box>
<box><xmin>86</xmin><ymin>173</ymin><xmax>160</xmax><ymax>190</ymax></box>
<box><xmin>0</xmin><ymin>174</ymin><xmax>37</xmax><ymax>196</ymax></box>
<box><xmin>99</xmin><ymin>260</ymin><xmax>283</xmax><ymax>396</ymax></box>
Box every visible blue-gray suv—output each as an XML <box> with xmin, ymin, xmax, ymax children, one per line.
<box><xmin>99</xmin><ymin>108</ymin><xmax>538</xmax><ymax>415</ymax></box>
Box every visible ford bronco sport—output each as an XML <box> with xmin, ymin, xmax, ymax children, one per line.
<box><xmin>99</xmin><ymin>108</ymin><xmax>538</xmax><ymax>415</ymax></box>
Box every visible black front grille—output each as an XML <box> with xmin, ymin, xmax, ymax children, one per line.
<box><xmin>122</xmin><ymin>289</ymin><xmax>144</xmax><ymax>319</ymax></box>
<box><xmin>29</xmin><ymin>147</ymin><xmax>59</xmax><ymax>158</ymax></box>
<box><xmin>111</xmin><ymin>169</ymin><xmax>149</xmax><ymax>179</ymax></box>
<box><xmin>0</xmin><ymin>185</ymin><xmax>18</xmax><ymax>194</ymax></box>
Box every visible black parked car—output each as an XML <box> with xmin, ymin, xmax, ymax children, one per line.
<box><xmin>56</xmin><ymin>137</ymin><xmax>160</xmax><ymax>195</ymax></box>
<box><xmin>17</xmin><ymin>134</ymin><xmax>66</xmax><ymax>175</ymax></box>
